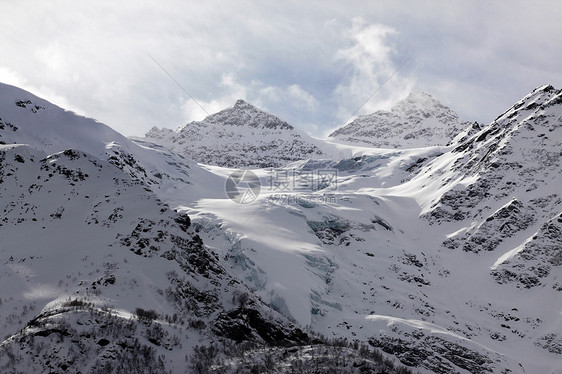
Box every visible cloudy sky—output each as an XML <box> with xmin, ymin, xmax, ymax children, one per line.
<box><xmin>1</xmin><ymin>1</ymin><xmax>561</xmax><ymax>137</ymax></box>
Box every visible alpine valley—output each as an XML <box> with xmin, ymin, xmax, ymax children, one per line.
<box><xmin>0</xmin><ymin>82</ymin><xmax>561</xmax><ymax>374</ymax></box>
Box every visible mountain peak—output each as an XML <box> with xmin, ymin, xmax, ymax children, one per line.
<box><xmin>520</xmin><ymin>84</ymin><xmax>558</xmax><ymax>103</ymax></box>
<box><xmin>0</xmin><ymin>82</ymin><xmax>132</xmax><ymax>159</ymax></box>
<box><xmin>145</xmin><ymin>99</ymin><xmax>322</xmax><ymax>167</ymax></box>
<box><xmin>404</xmin><ymin>91</ymin><xmax>433</xmax><ymax>101</ymax></box>
<box><xmin>328</xmin><ymin>91</ymin><xmax>469</xmax><ymax>148</ymax></box>
<box><xmin>229</xmin><ymin>98</ymin><xmax>266</xmax><ymax>115</ymax></box>
<box><xmin>493</xmin><ymin>84</ymin><xmax>562</xmax><ymax>123</ymax></box>
<box><xmin>233</xmin><ymin>98</ymin><xmax>250</xmax><ymax>108</ymax></box>
<box><xmin>200</xmin><ymin>99</ymin><xmax>294</xmax><ymax>131</ymax></box>
<box><xmin>391</xmin><ymin>92</ymin><xmax>445</xmax><ymax>114</ymax></box>
<box><xmin>532</xmin><ymin>84</ymin><xmax>555</xmax><ymax>93</ymax></box>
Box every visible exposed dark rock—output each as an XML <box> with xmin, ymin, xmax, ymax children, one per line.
<box><xmin>213</xmin><ymin>307</ymin><xmax>309</xmax><ymax>346</ymax></box>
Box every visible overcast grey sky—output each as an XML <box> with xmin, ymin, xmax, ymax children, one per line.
<box><xmin>1</xmin><ymin>1</ymin><xmax>561</xmax><ymax>136</ymax></box>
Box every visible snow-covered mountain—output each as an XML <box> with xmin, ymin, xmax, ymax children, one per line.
<box><xmin>328</xmin><ymin>92</ymin><xmax>472</xmax><ymax>148</ymax></box>
<box><xmin>0</xmin><ymin>83</ymin><xmax>412</xmax><ymax>373</ymax></box>
<box><xmin>169</xmin><ymin>86</ymin><xmax>560</xmax><ymax>373</ymax></box>
<box><xmin>0</xmin><ymin>143</ymin><xmax>322</xmax><ymax>373</ymax></box>
<box><xmin>388</xmin><ymin>84</ymin><xmax>562</xmax><ymax>372</ymax></box>
<box><xmin>418</xmin><ymin>85</ymin><xmax>562</xmax><ymax>289</ymax></box>
<box><xmin>144</xmin><ymin>99</ymin><xmax>323</xmax><ymax>168</ymax></box>
<box><xmin>1</xmin><ymin>82</ymin><xmax>561</xmax><ymax>374</ymax></box>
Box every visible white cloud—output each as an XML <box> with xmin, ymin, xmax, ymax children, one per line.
<box><xmin>1</xmin><ymin>1</ymin><xmax>561</xmax><ymax>137</ymax></box>
<box><xmin>181</xmin><ymin>73</ymin><xmax>248</xmax><ymax>124</ymax></box>
<box><xmin>0</xmin><ymin>66</ymin><xmax>85</xmax><ymax>116</ymax></box>
<box><xmin>287</xmin><ymin>85</ymin><xmax>318</xmax><ymax>111</ymax></box>
<box><xmin>333</xmin><ymin>18</ymin><xmax>415</xmax><ymax>123</ymax></box>
<box><xmin>0</xmin><ymin>67</ymin><xmax>27</xmax><ymax>88</ymax></box>
<box><xmin>259</xmin><ymin>84</ymin><xmax>318</xmax><ymax>111</ymax></box>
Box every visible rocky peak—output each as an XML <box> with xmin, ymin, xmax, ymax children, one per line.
<box><xmin>328</xmin><ymin>92</ymin><xmax>470</xmax><ymax>148</ymax></box>
<box><xmin>144</xmin><ymin>100</ymin><xmax>321</xmax><ymax>168</ymax></box>
<box><xmin>495</xmin><ymin>84</ymin><xmax>562</xmax><ymax>122</ymax></box>
<box><xmin>233</xmin><ymin>98</ymin><xmax>251</xmax><ymax>108</ymax></box>
<box><xmin>423</xmin><ymin>84</ymin><xmax>562</xmax><ymax>249</ymax></box>
<box><xmin>392</xmin><ymin>92</ymin><xmax>441</xmax><ymax>112</ymax></box>
<box><xmin>194</xmin><ymin>99</ymin><xmax>294</xmax><ymax>131</ymax></box>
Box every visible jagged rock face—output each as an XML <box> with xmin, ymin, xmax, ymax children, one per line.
<box><xmin>329</xmin><ymin>92</ymin><xmax>471</xmax><ymax>148</ymax></box>
<box><xmin>408</xmin><ymin>85</ymin><xmax>562</xmax><ymax>371</ymax></box>
<box><xmin>145</xmin><ymin>99</ymin><xmax>323</xmax><ymax>168</ymax></box>
<box><xmin>442</xmin><ymin>199</ymin><xmax>537</xmax><ymax>253</ymax></box>
<box><xmin>370</xmin><ymin>331</ymin><xmax>501</xmax><ymax>374</ymax></box>
<box><xmin>491</xmin><ymin>213</ymin><xmax>562</xmax><ymax>290</ymax></box>
<box><xmin>424</xmin><ymin>85</ymin><xmax>562</xmax><ymax>227</ymax></box>
<box><xmin>423</xmin><ymin>85</ymin><xmax>562</xmax><ymax>284</ymax></box>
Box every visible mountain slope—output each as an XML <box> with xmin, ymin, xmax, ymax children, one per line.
<box><xmin>144</xmin><ymin>99</ymin><xmax>324</xmax><ymax>168</ymax></box>
<box><xmin>420</xmin><ymin>84</ymin><xmax>562</xmax><ymax>305</ymax></box>
<box><xmin>328</xmin><ymin>92</ymin><xmax>472</xmax><ymax>148</ymax></box>
<box><xmin>0</xmin><ymin>84</ymin><xmax>415</xmax><ymax>374</ymax></box>
<box><xmin>0</xmin><ymin>83</ymin><xmax>232</xmax><ymax>204</ymax></box>
<box><xmin>175</xmin><ymin>85</ymin><xmax>562</xmax><ymax>373</ymax></box>
<box><xmin>0</xmin><ymin>143</ymin><xmax>316</xmax><ymax>373</ymax></box>
<box><xmin>0</xmin><ymin>85</ymin><xmax>310</xmax><ymax>372</ymax></box>
<box><xmin>409</xmin><ymin>84</ymin><xmax>562</xmax><ymax>370</ymax></box>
